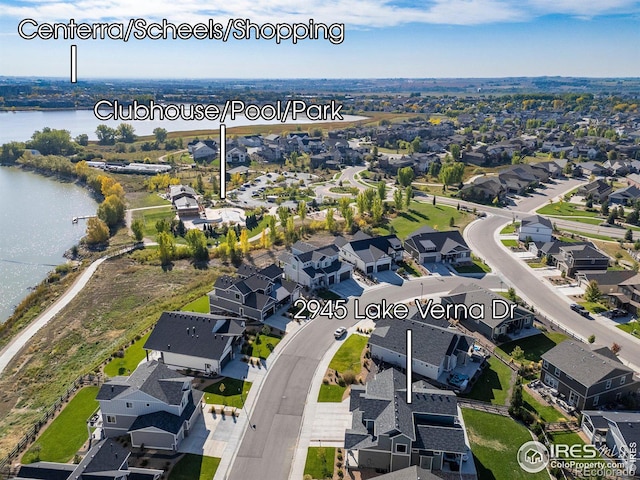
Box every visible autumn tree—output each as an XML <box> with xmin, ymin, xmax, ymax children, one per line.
<box><xmin>97</xmin><ymin>194</ymin><xmax>126</xmax><ymax>229</ymax></box>
<box><xmin>131</xmin><ymin>219</ymin><xmax>144</xmax><ymax>242</ymax></box>
<box><xmin>325</xmin><ymin>208</ymin><xmax>336</xmax><ymax>232</ymax></box>
<box><xmin>239</xmin><ymin>228</ymin><xmax>250</xmax><ymax>254</ymax></box>
<box><xmin>397</xmin><ymin>166</ymin><xmax>415</xmax><ymax>187</ymax></box>
<box><xmin>85</xmin><ymin>217</ymin><xmax>110</xmax><ymax>245</ymax></box>
<box><xmin>157</xmin><ymin>231</ymin><xmax>176</xmax><ymax>265</ymax></box>
<box><xmin>185</xmin><ymin>229</ymin><xmax>209</xmax><ymax>262</ymax></box>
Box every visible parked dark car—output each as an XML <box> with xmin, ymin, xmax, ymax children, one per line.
<box><xmin>603</xmin><ymin>308</ymin><xmax>626</xmax><ymax>318</ymax></box>
<box><xmin>570</xmin><ymin>303</ymin><xmax>590</xmax><ymax>317</ymax></box>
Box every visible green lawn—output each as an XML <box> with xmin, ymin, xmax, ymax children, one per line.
<box><xmin>181</xmin><ymin>294</ymin><xmax>210</xmax><ymax>313</ymax></box>
<box><xmin>169</xmin><ymin>454</ymin><xmax>220</xmax><ymax>480</ymax></box>
<box><xmin>104</xmin><ymin>331</ymin><xmax>152</xmax><ymax>377</ymax></box>
<box><xmin>454</xmin><ymin>258</ymin><xmax>491</xmax><ymax>274</ymax></box>
<box><xmin>303</xmin><ymin>447</ymin><xmax>335</xmax><ymax>480</ymax></box>
<box><xmin>397</xmin><ymin>260</ymin><xmax>420</xmax><ymax>277</ymax></box>
<box><xmin>462</xmin><ymin>409</ymin><xmax>549</xmax><ymax>480</ymax></box>
<box><xmin>249</xmin><ymin>334</ymin><xmax>281</xmax><ymax>359</ymax></box>
<box><xmin>526</xmin><ymin>261</ymin><xmax>548</xmax><ymax>268</ymax></box>
<box><xmin>537</xmin><ymin>202</ymin><xmax>598</xmax><ymax>217</ymax></box>
<box><xmin>463</xmin><ymin>356</ymin><xmax>513</xmax><ymax>405</ymax></box>
<box><xmin>22</xmin><ymin>387</ymin><xmax>99</xmax><ymax>464</ymax></box>
<box><xmin>318</xmin><ymin>384</ymin><xmax>347</xmax><ymax>402</ymax></box>
<box><xmin>561</xmin><ymin>229</ymin><xmax>616</xmax><ymax>242</ymax></box>
<box><xmin>329</xmin><ymin>334</ymin><xmax>368</xmax><ymax>374</ymax></box>
<box><xmin>317</xmin><ymin>289</ymin><xmax>342</xmax><ymax>301</ymax></box>
<box><xmin>500</xmin><ymin>222</ymin><xmax>519</xmax><ymax>234</ymax></box>
<box><xmin>380</xmin><ymin>201</ymin><xmax>473</xmax><ymax>239</ymax></box>
<box><xmin>202</xmin><ymin>378</ymin><xmax>252</xmax><ymax>408</ymax></box>
<box><xmin>522</xmin><ymin>388</ymin><xmax>566</xmax><ymax>423</ymax></box>
<box><xmin>132</xmin><ymin>206</ymin><xmax>176</xmax><ymax>238</ymax></box>
<box><xmin>578</xmin><ymin>301</ymin><xmax>608</xmax><ymax>314</ymax></box>
<box><xmin>129</xmin><ymin>193</ymin><xmax>171</xmax><ymax>209</ymax></box>
<box><xmin>552</xmin><ymin>216</ymin><xmax>602</xmax><ymax>226</ymax></box>
<box><xmin>616</xmin><ymin>321</ymin><xmax>640</xmax><ymax>339</ymax></box>
<box><xmin>501</xmin><ymin>239</ymin><xmax>518</xmax><ymax>247</ymax></box>
<box><xmin>495</xmin><ymin>332</ymin><xmax>567</xmax><ymax>366</ymax></box>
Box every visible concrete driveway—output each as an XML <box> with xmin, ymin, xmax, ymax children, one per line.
<box><xmin>329</xmin><ymin>278</ymin><xmax>366</xmax><ymax>298</ymax></box>
<box><xmin>423</xmin><ymin>262</ymin><xmax>453</xmax><ymax>276</ymax></box>
<box><xmin>372</xmin><ymin>270</ymin><xmax>404</xmax><ymax>285</ymax></box>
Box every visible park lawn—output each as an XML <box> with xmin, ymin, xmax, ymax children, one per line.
<box><xmin>104</xmin><ymin>331</ymin><xmax>152</xmax><ymax>377</ymax></box>
<box><xmin>522</xmin><ymin>388</ymin><xmax>566</xmax><ymax>423</ymax></box>
<box><xmin>129</xmin><ymin>193</ymin><xmax>171</xmax><ymax>209</ymax></box>
<box><xmin>132</xmin><ymin>205</ymin><xmax>176</xmax><ymax>238</ymax></box>
<box><xmin>181</xmin><ymin>294</ymin><xmax>210</xmax><ymax>313</ymax></box>
<box><xmin>303</xmin><ymin>447</ymin><xmax>335</xmax><ymax>480</ymax></box>
<box><xmin>22</xmin><ymin>387</ymin><xmax>99</xmax><ymax>464</ymax></box>
<box><xmin>202</xmin><ymin>378</ymin><xmax>252</xmax><ymax>408</ymax></box>
<box><xmin>329</xmin><ymin>334</ymin><xmax>368</xmax><ymax>374</ymax></box>
<box><xmin>500</xmin><ymin>222</ymin><xmax>520</xmax><ymax>234</ymax></box>
<box><xmin>617</xmin><ymin>321</ymin><xmax>640</xmax><ymax>339</ymax></box>
<box><xmin>578</xmin><ymin>301</ymin><xmax>608</xmax><ymax>314</ymax></box>
<box><xmin>169</xmin><ymin>454</ymin><xmax>221</xmax><ymax>480</ymax></box>
<box><xmin>463</xmin><ymin>356</ymin><xmax>513</xmax><ymax>405</ymax></box>
<box><xmin>462</xmin><ymin>409</ymin><xmax>549</xmax><ymax>480</ymax></box>
<box><xmin>383</xmin><ymin>201</ymin><xmax>473</xmax><ymax>239</ymax></box>
<box><xmin>318</xmin><ymin>384</ymin><xmax>347</xmax><ymax>402</ymax></box>
<box><xmin>250</xmin><ymin>334</ymin><xmax>281</xmax><ymax>359</ymax></box>
<box><xmin>495</xmin><ymin>332</ymin><xmax>567</xmax><ymax>366</ymax></box>
<box><xmin>537</xmin><ymin>202</ymin><xmax>598</xmax><ymax>217</ymax></box>
<box><xmin>247</xmin><ymin>216</ymin><xmax>270</xmax><ymax>238</ymax></box>
<box><xmin>561</xmin><ymin>229</ymin><xmax>616</xmax><ymax>242</ymax></box>
<box><xmin>501</xmin><ymin>239</ymin><xmax>518</xmax><ymax>247</ymax></box>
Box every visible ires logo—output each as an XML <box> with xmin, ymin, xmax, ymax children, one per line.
<box><xmin>517</xmin><ymin>441</ymin><xmax>600</xmax><ymax>473</ymax></box>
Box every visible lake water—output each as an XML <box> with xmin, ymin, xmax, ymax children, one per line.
<box><xmin>0</xmin><ymin>167</ymin><xmax>98</xmax><ymax>323</ymax></box>
<box><xmin>0</xmin><ymin>109</ymin><xmax>365</xmax><ymax>144</ymax></box>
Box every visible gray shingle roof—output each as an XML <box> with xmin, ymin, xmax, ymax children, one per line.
<box><xmin>404</xmin><ymin>229</ymin><xmax>469</xmax><ymax>256</ymax></box>
<box><xmin>521</xmin><ymin>214</ymin><xmax>553</xmax><ymax>229</ymax></box>
<box><xmin>128</xmin><ymin>391</ymin><xmax>202</xmax><ymax>435</ymax></box>
<box><xmin>542</xmin><ymin>341</ymin><xmax>633</xmax><ymax>387</ymax></box>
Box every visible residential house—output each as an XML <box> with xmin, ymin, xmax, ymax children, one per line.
<box><xmin>368</xmin><ymin>317</ymin><xmax>475</xmax><ymax>387</ymax></box>
<box><xmin>581</xmin><ymin>411</ymin><xmax>640</xmax><ymax>474</ymax></box>
<box><xmin>345</xmin><ymin>369</ymin><xmax>476</xmax><ymax>478</ymax></box>
<box><xmin>518</xmin><ymin>214</ymin><xmax>553</xmax><ymax>243</ymax></box>
<box><xmin>540</xmin><ymin>341</ymin><xmax>640</xmax><ymax>410</ymax></box>
<box><xmin>603</xmin><ymin>159</ymin><xmax>631</xmax><ymax>177</ymax></box>
<box><xmin>97</xmin><ymin>361</ymin><xmax>203</xmax><ymax>451</ymax></box>
<box><xmin>608</xmin><ymin>185</ymin><xmax>640</xmax><ymax>206</ymax></box>
<box><xmin>611</xmin><ymin>274</ymin><xmax>640</xmax><ymax>314</ymax></box>
<box><xmin>12</xmin><ymin>439</ymin><xmax>163</xmax><ymax>480</ymax></box>
<box><xmin>335</xmin><ymin>232</ymin><xmax>403</xmax><ymax>274</ymax></box>
<box><xmin>554</xmin><ymin>244</ymin><xmax>610</xmax><ymax>278</ymax></box>
<box><xmin>188</xmin><ymin>140</ymin><xmax>218</xmax><ymax>162</ymax></box>
<box><xmin>280</xmin><ymin>241</ymin><xmax>353</xmax><ymax>288</ymax></box>
<box><xmin>226</xmin><ymin>145</ymin><xmax>248</xmax><ymax>164</ymax></box>
<box><xmin>576</xmin><ymin>270</ymin><xmax>637</xmax><ymax>300</ymax></box>
<box><xmin>403</xmin><ymin>227</ymin><xmax>471</xmax><ymax>265</ymax></box>
<box><xmin>209</xmin><ymin>263</ymin><xmax>299</xmax><ymax>322</ymax></box>
<box><xmin>459</xmin><ymin>176</ymin><xmax>505</xmax><ymax>203</ymax></box>
<box><xmin>578</xmin><ymin>161</ymin><xmax>609</xmax><ymax>177</ymax></box>
<box><xmin>577</xmin><ymin>179</ymin><xmax>613</xmax><ymax>203</ymax></box>
<box><xmin>143</xmin><ymin>311</ymin><xmax>245</xmax><ymax>375</ymax></box>
<box><xmin>440</xmin><ymin>283</ymin><xmax>535</xmax><ymax>341</ymax></box>
<box><xmin>627</xmin><ymin>173</ymin><xmax>640</xmax><ymax>189</ymax></box>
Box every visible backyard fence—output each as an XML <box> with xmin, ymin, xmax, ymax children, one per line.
<box><xmin>0</xmin><ymin>373</ymin><xmax>102</xmax><ymax>479</ymax></box>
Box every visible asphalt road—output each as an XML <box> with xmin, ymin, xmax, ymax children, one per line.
<box><xmin>464</xmin><ymin>206</ymin><xmax>640</xmax><ymax>372</ymax></box>
<box><xmin>227</xmin><ymin>275</ymin><xmax>500</xmax><ymax>480</ymax></box>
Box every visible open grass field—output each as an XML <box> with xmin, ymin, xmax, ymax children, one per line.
<box><xmin>22</xmin><ymin>387</ymin><xmax>99</xmax><ymax>464</ymax></box>
<box><xmin>131</xmin><ymin>205</ymin><xmax>176</xmax><ymax>238</ymax></box>
<box><xmin>537</xmin><ymin>202</ymin><xmax>599</xmax><ymax>217</ymax></box>
<box><xmin>377</xmin><ymin>201</ymin><xmax>473</xmax><ymax>239</ymax></box>
<box><xmin>181</xmin><ymin>294</ymin><xmax>211</xmax><ymax>313</ymax></box>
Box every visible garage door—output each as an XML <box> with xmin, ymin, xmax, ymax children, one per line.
<box><xmin>328</xmin><ymin>276</ymin><xmax>335</xmax><ymax>285</ymax></box>
<box><xmin>377</xmin><ymin>263</ymin><xmax>390</xmax><ymax>271</ymax></box>
<box><xmin>423</xmin><ymin>256</ymin><xmax>437</xmax><ymax>263</ymax></box>
<box><xmin>220</xmin><ymin>350</ymin><xmax>232</xmax><ymax>370</ymax></box>
<box><xmin>340</xmin><ymin>271</ymin><xmax>351</xmax><ymax>281</ymax></box>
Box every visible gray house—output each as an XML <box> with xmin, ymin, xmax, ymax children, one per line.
<box><xmin>541</xmin><ymin>341</ymin><xmax>640</xmax><ymax>410</ymax></box>
<box><xmin>336</xmin><ymin>232</ymin><xmax>403</xmax><ymax>274</ymax></box>
<box><xmin>554</xmin><ymin>244</ymin><xmax>610</xmax><ymax>278</ymax></box>
<box><xmin>209</xmin><ymin>264</ymin><xmax>299</xmax><ymax>322</ymax></box>
<box><xmin>581</xmin><ymin>410</ymin><xmax>640</xmax><ymax>474</ymax></box>
<box><xmin>345</xmin><ymin>369</ymin><xmax>475</xmax><ymax>477</ymax></box>
<box><xmin>13</xmin><ymin>439</ymin><xmax>163</xmax><ymax>480</ymax></box>
<box><xmin>97</xmin><ymin>361</ymin><xmax>203</xmax><ymax>451</ymax></box>
<box><xmin>280</xmin><ymin>241</ymin><xmax>353</xmax><ymax>288</ymax></box>
<box><xmin>439</xmin><ymin>283</ymin><xmax>535</xmax><ymax>341</ymax></box>
<box><xmin>144</xmin><ymin>311</ymin><xmax>245</xmax><ymax>375</ymax></box>
<box><xmin>403</xmin><ymin>227</ymin><xmax>471</xmax><ymax>265</ymax></box>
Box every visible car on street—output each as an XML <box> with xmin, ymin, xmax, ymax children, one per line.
<box><xmin>334</xmin><ymin>327</ymin><xmax>347</xmax><ymax>339</ymax></box>
<box><xmin>570</xmin><ymin>303</ymin><xmax>590</xmax><ymax>317</ymax></box>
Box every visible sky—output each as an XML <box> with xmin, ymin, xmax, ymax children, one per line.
<box><xmin>0</xmin><ymin>0</ymin><xmax>639</xmax><ymax>78</ymax></box>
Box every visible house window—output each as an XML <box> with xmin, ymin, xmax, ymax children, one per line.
<box><xmin>543</xmin><ymin>360</ymin><xmax>549</xmax><ymax>369</ymax></box>
<box><xmin>593</xmin><ymin>395</ymin><xmax>599</xmax><ymax>406</ymax></box>
<box><xmin>621</xmin><ymin>376</ymin><xmax>626</xmax><ymax>386</ymax></box>
<box><xmin>616</xmin><ymin>392</ymin><xmax>622</xmax><ymax>401</ymax></box>
<box><xmin>126</xmin><ymin>402</ymin><xmax>133</xmax><ymax>408</ymax></box>
<box><xmin>235</xmin><ymin>293</ymin><xmax>240</xmax><ymax>300</ymax></box>
<box><xmin>106</xmin><ymin>415</ymin><xmax>116</xmax><ymax>424</ymax></box>
<box><xmin>606</xmin><ymin>379</ymin><xmax>612</xmax><ymax>390</ymax></box>
<box><xmin>395</xmin><ymin>444</ymin><xmax>408</xmax><ymax>454</ymax></box>
<box><xmin>554</xmin><ymin>367</ymin><xmax>560</xmax><ymax>376</ymax></box>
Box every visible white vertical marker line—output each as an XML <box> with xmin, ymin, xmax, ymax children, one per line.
<box><xmin>406</xmin><ymin>329</ymin><xmax>412</xmax><ymax>404</ymax></box>
<box><xmin>220</xmin><ymin>124</ymin><xmax>226</xmax><ymax>199</ymax></box>
<box><xmin>70</xmin><ymin>45</ymin><xmax>77</xmax><ymax>83</ymax></box>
